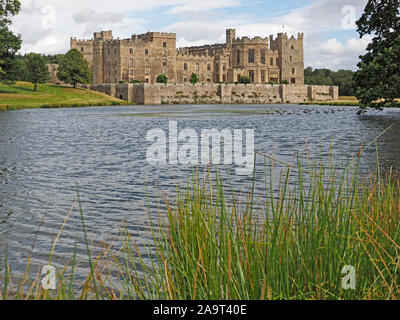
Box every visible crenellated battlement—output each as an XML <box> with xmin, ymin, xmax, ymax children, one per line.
<box><xmin>176</xmin><ymin>51</ymin><xmax>215</xmax><ymax>60</ymax></box>
<box><xmin>70</xmin><ymin>37</ymin><xmax>94</xmax><ymax>44</ymax></box>
<box><xmin>233</xmin><ymin>36</ymin><xmax>269</xmax><ymax>45</ymax></box>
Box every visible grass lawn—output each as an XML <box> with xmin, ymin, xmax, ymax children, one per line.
<box><xmin>301</xmin><ymin>96</ymin><xmax>400</xmax><ymax>107</ymax></box>
<box><xmin>0</xmin><ymin>82</ymin><xmax>133</xmax><ymax>111</ymax></box>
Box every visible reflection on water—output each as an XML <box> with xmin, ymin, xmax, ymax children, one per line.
<box><xmin>0</xmin><ymin>104</ymin><xmax>399</xmax><ymax>278</ymax></box>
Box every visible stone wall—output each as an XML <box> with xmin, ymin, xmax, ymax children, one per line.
<box><xmin>80</xmin><ymin>83</ymin><xmax>339</xmax><ymax>105</ymax></box>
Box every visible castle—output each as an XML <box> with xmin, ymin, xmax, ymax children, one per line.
<box><xmin>70</xmin><ymin>29</ymin><xmax>304</xmax><ymax>85</ymax></box>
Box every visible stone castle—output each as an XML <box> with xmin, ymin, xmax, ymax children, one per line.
<box><xmin>70</xmin><ymin>29</ymin><xmax>304</xmax><ymax>85</ymax></box>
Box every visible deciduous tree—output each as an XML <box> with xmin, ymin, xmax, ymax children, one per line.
<box><xmin>0</xmin><ymin>0</ymin><xmax>21</xmax><ymax>84</ymax></box>
<box><xmin>57</xmin><ymin>49</ymin><xmax>92</xmax><ymax>88</ymax></box>
<box><xmin>354</xmin><ymin>0</ymin><xmax>400</xmax><ymax>112</ymax></box>
<box><xmin>26</xmin><ymin>53</ymin><xmax>49</xmax><ymax>92</ymax></box>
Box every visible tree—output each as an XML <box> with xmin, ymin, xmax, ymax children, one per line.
<box><xmin>156</xmin><ymin>74</ymin><xmax>168</xmax><ymax>84</ymax></box>
<box><xmin>0</xmin><ymin>0</ymin><xmax>22</xmax><ymax>84</ymax></box>
<box><xmin>57</xmin><ymin>49</ymin><xmax>92</xmax><ymax>88</ymax></box>
<box><xmin>189</xmin><ymin>73</ymin><xmax>198</xmax><ymax>85</ymax></box>
<box><xmin>239</xmin><ymin>76</ymin><xmax>252</xmax><ymax>84</ymax></box>
<box><xmin>282</xmin><ymin>79</ymin><xmax>289</xmax><ymax>85</ymax></box>
<box><xmin>354</xmin><ymin>0</ymin><xmax>400</xmax><ymax>112</ymax></box>
<box><xmin>331</xmin><ymin>70</ymin><xmax>355</xmax><ymax>96</ymax></box>
<box><xmin>304</xmin><ymin>67</ymin><xmax>355</xmax><ymax>96</ymax></box>
<box><xmin>25</xmin><ymin>53</ymin><xmax>49</xmax><ymax>92</ymax></box>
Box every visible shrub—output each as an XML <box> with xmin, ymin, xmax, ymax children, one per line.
<box><xmin>156</xmin><ymin>74</ymin><xmax>168</xmax><ymax>85</ymax></box>
<box><xmin>189</xmin><ymin>73</ymin><xmax>198</xmax><ymax>85</ymax></box>
<box><xmin>239</xmin><ymin>76</ymin><xmax>252</xmax><ymax>84</ymax></box>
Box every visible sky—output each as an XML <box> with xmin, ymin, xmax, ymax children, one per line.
<box><xmin>11</xmin><ymin>0</ymin><xmax>371</xmax><ymax>70</ymax></box>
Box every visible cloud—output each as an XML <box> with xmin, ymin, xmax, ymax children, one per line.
<box><xmin>72</xmin><ymin>8</ymin><xmax>122</xmax><ymax>24</ymax></box>
<box><xmin>165</xmin><ymin>0</ymin><xmax>242</xmax><ymax>14</ymax></box>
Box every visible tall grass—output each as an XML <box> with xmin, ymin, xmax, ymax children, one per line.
<box><xmin>1</xmin><ymin>149</ymin><xmax>400</xmax><ymax>300</ymax></box>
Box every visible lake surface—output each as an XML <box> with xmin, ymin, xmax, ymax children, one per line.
<box><xmin>1</xmin><ymin>104</ymin><xmax>400</xmax><ymax>279</ymax></box>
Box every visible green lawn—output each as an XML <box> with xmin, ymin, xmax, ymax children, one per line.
<box><xmin>301</xmin><ymin>96</ymin><xmax>400</xmax><ymax>107</ymax></box>
<box><xmin>0</xmin><ymin>82</ymin><xmax>132</xmax><ymax>111</ymax></box>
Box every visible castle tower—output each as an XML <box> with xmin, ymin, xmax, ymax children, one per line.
<box><xmin>271</xmin><ymin>32</ymin><xmax>304</xmax><ymax>84</ymax></box>
<box><xmin>226</xmin><ymin>29</ymin><xmax>236</xmax><ymax>47</ymax></box>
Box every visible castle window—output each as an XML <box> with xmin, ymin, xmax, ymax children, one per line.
<box><xmin>260</xmin><ymin>50</ymin><xmax>266</xmax><ymax>64</ymax></box>
<box><xmin>291</xmin><ymin>45</ymin><xmax>294</xmax><ymax>50</ymax></box>
<box><xmin>249</xmin><ymin>70</ymin><xmax>255</xmax><ymax>82</ymax></box>
<box><xmin>222</xmin><ymin>64</ymin><xmax>226</xmax><ymax>71</ymax></box>
<box><xmin>184</xmin><ymin>63</ymin><xmax>187</xmax><ymax>70</ymax></box>
<box><xmin>261</xmin><ymin>70</ymin><xmax>266</xmax><ymax>83</ymax></box>
<box><xmin>237</xmin><ymin>75</ymin><xmax>241</xmax><ymax>82</ymax></box>
<box><xmin>108</xmin><ymin>49</ymin><xmax>111</xmax><ymax>55</ymax></box>
<box><xmin>130</xmin><ymin>48</ymin><xmax>133</xmax><ymax>54</ymax></box>
<box><xmin>163</xmin><ymin>59</ymin><xmax>167</xmax><ymax>67</ymax></box>
<box><xmin>163</xmin><ymin>42</ymin><xmax>167</xmax><ymax>48</ymax></box>
<box><xmin>163</xmin><ymin>50</ymin><xmax>167</xmax><ymax>56</ymax></box>
<box><xmin>207</xmin><ymin>76</ymin><xmax>211</xmax><ymax>82</ymax></box>
<box><xmin>196</xmin><ymin>63</ymin><xmax>199</xmax><ymax>71</ymax></box>
<box><xmin>207</xmin><ymin>64</ymin><xmax>211</xmax><ymax>71</ymax></box>
<box><xmin>237</xmin><ymin>50</ymin><xmax>240</xmax><ymax>64</ymax></box>
<box><xmin>129</xmin><ymin>59</ymin><xmax>133</xmax><ymax>66</ymax></box>
<box><xmin>290</xmin><ymin>56</ymin><xmax>292</xmax><ymax>62</ymax></box>
<box><xmin>145</xmin><ymin>49</ymin><xmax>149</xmax><ymax>55</ymax></box>
<box><xmin>292</xmin><ymin>68</ymin><xmax>295</xmax><ymax>74</ymax></box>
<box><xmin>114</xmin><ymin>48</ymin><xmax>117</xmax><ymax>54</ymax></box>
<box><xmin>291</xmin><ymin>78</ymin><xmax>296</xmax><ymax>84</ymax></box>
<box><xmin>146</xmin><ymin>78</ymin><xmax>149</xmax><ymax>83</ymax></box>
<box><xmin>223</xmin><ymin>75</ymin><xmax>226</xmax><ymax>82</ymax></box>
<box><xmin>248</xmin><ymin>49</ymin><xmax>255</xmax><ymax>63</ymax></box>
<box><xmin>81</xmin><ymin>47</ymin><xmax>84</xmax><ymax>52</ymax></box>
<box><xmin>270</xmin><ymin>58</ymin><xmax>274</xmax><ymax>66</ymax></box>
<box><xmin>129</xmin><ymin>68</ymin><xmax>134</xmax><ymax>76</ymax></box>
<box><xmin>145</xmin><ymin>68</ymin><xmax>150</xmax><ymax>75</ymax></box>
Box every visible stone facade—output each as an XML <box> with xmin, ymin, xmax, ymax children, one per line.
<box><xmin>80</xmin><ymin>83</ymin><xmax>338</xmax><ymax>105</ymax></box>
<box><xmin>46</xmin><ymin>64</ymin><xmax>65</xmax><ymax>85</ymax></box>
<box><xmin>71</xmin><ymin>29</ymin><xmax>304</xmax><ymax>85</ymax></box>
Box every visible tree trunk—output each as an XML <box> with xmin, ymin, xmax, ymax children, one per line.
<box><xmin>34</xmin><ymin>83</ymin><xmax>37</xmax><ymax>92</ymax></box>
<box><xmin>73</xmin><ymin>82</ymin><xmax>76</xmax><ymax>88</ymax></box>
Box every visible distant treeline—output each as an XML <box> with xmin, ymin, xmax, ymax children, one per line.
<box><xmin>305</xmin><ymin>67</ymin><xmax>355</xmax><ymax>96</ymax></box>
<box><xmin>7</xmin><ymin>54</ymin><xmax>65</xmax><ymax>82</ymax></box>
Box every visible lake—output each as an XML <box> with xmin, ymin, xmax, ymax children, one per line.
<box><xmin>1</xmin><ymin>104</ymin><xmax>400</xmax><ymax>279</ymax></box>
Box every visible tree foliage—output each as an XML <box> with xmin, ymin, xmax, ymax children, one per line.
<box><xmin>189</xmin><ymin>73</ymin><xmax>198</xmax><ymax>85</ymax></box>
<box><xmin>156</xmin><ymin>74</ymin><xmax>168</xmax><ymax>84</ymax></box>
<box><xmin>0</xmin><ymin>0</ymin><xmax>21</xmax><ymax>84</ymax></box>
<box><xmin>57</xmin><ymin>49</ymin><xmax>92</xmax><ymax>88</ymax></box>
<box><xmin>0</xmin><ymin>0</ymin><xmax>21</xmax><ymax>22</ymax></box>
<box><xmin>239</xmin><ymin>76</ymin><xmax>252</xmax><ymax>84</ymax></box>
<box><xmin>26</xmin><ymin>53</ymin><xmax>49</xmax><ymax>92</ymax></box>
<box><xmin>354</xmin><ymin>0</ymin><xmax>400</xmax><ymax>112</ymax></box>
<box><xmin>305</xmin><ymin>67</ymin><xmax>355</xmax><ymax>96</ymax></box>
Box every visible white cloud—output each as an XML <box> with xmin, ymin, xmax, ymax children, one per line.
<box><xmin>166</xmin><ymin>0</ymin><xmax>242</xmax><ymax>14</ymax></box>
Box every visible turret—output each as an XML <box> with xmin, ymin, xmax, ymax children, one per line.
<box><xmin>226</xmin><ymin>29</ymin><xmax>236</xmax><ymax>47</ymax></box>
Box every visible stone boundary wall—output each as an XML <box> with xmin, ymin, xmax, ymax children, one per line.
<box><xmin>79</xmin><ymin>83</ymin><xmax>339</xmax><ymax>105</ymax></box>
